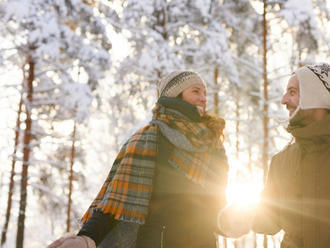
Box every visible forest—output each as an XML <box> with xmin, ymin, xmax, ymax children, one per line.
<box><xmin>0</xmin><ymin>0</ymin><xmax>329</xmax><ymax>247</ymax></box>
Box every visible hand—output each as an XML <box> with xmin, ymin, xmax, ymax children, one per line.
<box><xmin>218</xmin><ymin>203</ymin><xmax>256</xmax><ymax>238</ymax></box>
<box><xmin>47</xmin><ymin>234</ymin><xmax>96</xmax><ymax>248</ymax></box>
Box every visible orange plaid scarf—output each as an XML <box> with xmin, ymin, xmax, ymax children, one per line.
<box><xmin>82</xmin><ymin>100</ymin><xmax>228</xmax><ymax>224</ymax></box>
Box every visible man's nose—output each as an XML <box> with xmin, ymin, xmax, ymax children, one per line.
<box><xmin>281</xmin><ymin>93</ymin><xmax>288</xmax><ymax>105</ymax></box>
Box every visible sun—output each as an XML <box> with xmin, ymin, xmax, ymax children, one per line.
<box><xmin>225</xmin><ymin>158</ymin><xmax>263</xmax><ymax>209</ymax></box>
<box><xmin>226</xmin><ymin>180</ymin><xmax>261</xmax><ymax>208</ymax></box>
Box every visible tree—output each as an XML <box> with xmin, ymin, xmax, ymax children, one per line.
<box><xmin>262</xmin><ymin>2</ymin><xmax>269</xmax><ymax>247</ymax></box>
<box><xmin>0</xmin><ymin>0</ymin><xmax>113</xmax><ymax>246</ymax></box>
<box><xmin>1</xmin><ymin>85</ymin><xmax>23</xmax><ymax>246</ymax></box>
<box><xmin>279</xmin><ymin>0</ymin><xmax>330</xmax><ymax>66</ymax></box>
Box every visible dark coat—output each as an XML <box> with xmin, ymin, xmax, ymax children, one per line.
<box><xmin>80</xmin><ymin>98</ymin><xmax>228</xmax><ymax>248</ymax></box>
<box><xmin>135</xmin><ymin>132</ymin><xmax>227</xmax><ymax>248</ymax></box>
<box><xmin>253</xmin><ymin>115</ymin><xmax>330</xmax><ymax>248</ymax></box>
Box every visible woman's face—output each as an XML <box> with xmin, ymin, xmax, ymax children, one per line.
<box><xmin>181</xmin><ymin>84</ymin><xmax>207</xmax><ymax>115</ymax></box>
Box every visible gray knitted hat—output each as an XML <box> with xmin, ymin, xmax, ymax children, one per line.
<box><xmin>157</xmin><ymin>71</ymin><xmax>206</xmax><ymax>97</ymax></box>
<box><xmin>291</xmin><ymin>63</ymin><xmax>330</xmax><ymax>118</ymax></box>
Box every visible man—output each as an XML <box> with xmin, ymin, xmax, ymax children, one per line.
<box><xmin>219</xmin><ymin>63</ymin><xmax>330</xmax><ymax>247</ymax></box>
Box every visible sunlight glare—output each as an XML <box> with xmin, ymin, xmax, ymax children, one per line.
<box><xmin>226</xmin><ymin>181</ymin><xmax>261</xmax><ymax>208</ymax></box>
<box><xmin>225</xmin><ymin>158</ymin><xmax>263</xmax><ymax>209</ymax></box>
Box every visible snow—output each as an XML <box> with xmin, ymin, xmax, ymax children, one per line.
<box><xmin>0</xmin><ymin>0</ymin><xmax>114</xmax><ymax>246</ymax></box>
<box><xmin>58</xmin><ymin>82</ymin><xmax>93</xmax><ymax>123</ymax></box>
<box><xmin>280</xmin><ymin>0</ymin><xmax>316</xmax><ymax>26</ymax></box>
<box><xmin>1</xmin><ymin>0</ymin><xmax>329</xmax><ymax>247</ymax></box>
<box><xmin>1</xmin><ymin>0</ymin><xmax>29</xmax><ymax>22</ymax></box>
<box><xmin>192</xmin><ymin>0</ymin><xmax>212</xmax><ymax>17</ymax></box>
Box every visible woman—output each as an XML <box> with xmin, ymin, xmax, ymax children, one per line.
<box><xmin>48</xmin><ymin>71</ymin><xmax>228</xmax><ymax>248</ymax></box>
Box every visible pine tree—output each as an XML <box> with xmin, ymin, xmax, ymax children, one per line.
<box><xmin>1</xmin><ymin>87</ymin><xmax>23</xmax><ymax>246</ymax></box>
<box><xmin>262</xmin><ymin>1</ymin><xmax>269</xmax><ymax>247</ymax></box>
<box><xmin>16</xmin><ymin>56</ymin><xmax>34</xmax><ymax>248</ymax></box>
<box><xmin>279</xmin><ymin>0</ymin><xmax>330</xmax><ymax>66</ymax></box>
<box><xmin>0</xmin><ymin>0</ymin><xmax>113</xmax><ymax>246</ymax></box>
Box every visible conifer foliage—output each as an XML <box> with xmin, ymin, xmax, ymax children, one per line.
<box><xmin>0</xmin><ymin>0</ymin><xmax>329</xmax><ymax>247</ymax></box>
<box><xmin>0</xmin><ymin>0</ymin><xmax>113</xmax><ymax>246</ymax></box>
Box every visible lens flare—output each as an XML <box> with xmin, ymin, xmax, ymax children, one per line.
<box><xmin>225</xmin><ymin>158</ymin><xmax>263</xmax><ymax>209</ymax></box>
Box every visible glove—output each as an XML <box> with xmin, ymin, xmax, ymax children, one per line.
<box><xmin>47</xmin><ymin>233</ymin><xmax>96</xmax><ymax>248</ymax></box>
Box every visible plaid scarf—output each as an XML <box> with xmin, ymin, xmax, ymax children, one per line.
<box><xmin>82</xmin><ymin>98</ymin><xmax>228</xmax><ymax>225</ymax></box>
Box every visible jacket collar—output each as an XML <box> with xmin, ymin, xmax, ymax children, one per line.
<box><xmin>157</xmin><ymin>96</ymin><xmax>201</xmax><ymax>122</ymax></box>
<box><xmin>287</xmin><ymin>114</ymin><xmax>330</xmax><ymax>146</ymax></box>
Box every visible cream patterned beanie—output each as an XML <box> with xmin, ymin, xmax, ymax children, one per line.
<box><xmin>157</xmin><ymin>71</ymin><xmax>206</xmax><ymax>98</ymax></box>
<box><xmin>291</xmin><ymin>63</ymin><xmax>330</xmax><ymax>118</ymax></box>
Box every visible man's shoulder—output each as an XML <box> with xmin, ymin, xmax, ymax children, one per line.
<box><xmin>270</xmin><ymin>141</ymin><xmax>300</xmax><ymax>174</ymax></box>
<box><xmin>263</xmin><ymin>142</ymin><xmax>301</xmax><ymax>190</ymax></box>
<box><xmin>272</xmin><ymin>142</ymin><xmax>298</xmax><ymax>161</ymax></box>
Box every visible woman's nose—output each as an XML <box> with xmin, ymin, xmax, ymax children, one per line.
<box><xmin>200</xmin><ymin>94</ymin><xmax>206</xmax><ymax>103</ymax></box>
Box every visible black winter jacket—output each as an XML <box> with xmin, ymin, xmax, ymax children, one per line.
<box><xmin>79</xmin><ymin>98</ymin><xmax>227</xmax><ymax>247</ymax></box>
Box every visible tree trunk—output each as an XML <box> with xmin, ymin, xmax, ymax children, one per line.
<box><xmin>262</xmin><ymin>1</ymin><xmax>269</xmax><ymax>247</ymax></box>
<box><xmin>254</xmin><ymin>232</ymin><xmax>257</xmax><ymax>248</ymax></box>
<box><xmin>234</xmin><ymin>89</ymin><xmax>240</xmax><ymax>248</ymax></box>
<box><xmin>16</xmin><ymin>57</ymin><xmax>34</xmax><ymax>248</ymax></box>
<box><xmin>1</xmin><ymin>95</ymin><xmax>23</xmax><ymax>246</ymax></box>
<box><xmin>262</xmin><ymin>0</ymin><xmax>269</xmax><ymax>182</ymax></box>
<box><xmin>213</xmin><ymin>67</ymin><xmax>228</xmax><ymax>248</ymax></box>
<box><xmin>298</xmin><ymin>48</ymin><xmax>303</xmax><ymax>68</ymax></box>
<box><xmin>66</xmin><ymin>121</ymin><xmax>77</xmax><ymax>232</ymax></box>
<box><xmin>214</xmin><ymin>67</ymin><xmax>219</xmax><ymax>115</ymax></box>
<box><xmin>235</xmin><ymin>88</ymin><xmax>240</xmax><ymax>160</ymax></box>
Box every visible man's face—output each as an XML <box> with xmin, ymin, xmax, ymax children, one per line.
<box><xmin>281</xmin><ymin>75</ymin><xmax>300</xmax><ymax>116</ymax></box>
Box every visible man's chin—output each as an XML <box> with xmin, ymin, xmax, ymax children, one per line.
<box><xmin>289</xmin><ymin>110</ymin><xmax>306</xmax><ymax>127</ymax></box>
<box><xmin>288</xmin><ymin>108</ymin><xmax>297</xmax><ymax>117</ymax></box>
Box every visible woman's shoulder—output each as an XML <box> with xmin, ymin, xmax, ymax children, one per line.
<box><xmin>129</xmin><ymin>124</ymin><xmax>158</xmax><ymax>140</ymax></box>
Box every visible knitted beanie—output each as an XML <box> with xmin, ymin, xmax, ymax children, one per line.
<box><xmin>291</xmin><ymin>63</ymin><xmax>330</xmax><ymax>118</ymax></box>
<box><xmin>157</xmin><ymin>71</ymin><xmax>206</xmax><ymax>97</ymax></box>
